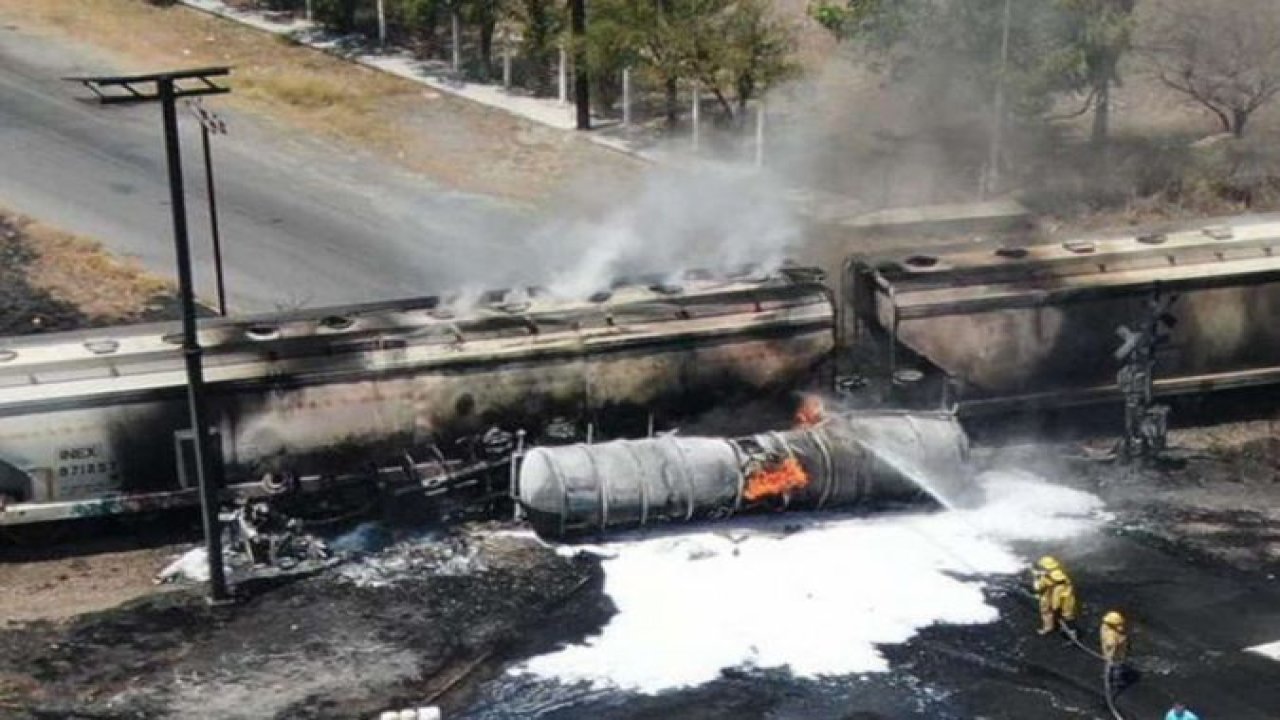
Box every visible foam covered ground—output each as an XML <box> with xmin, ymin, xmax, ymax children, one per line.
<box><xmin>514</xmin><ymin>471</ymin><xmax>1106</xmax><ymax>692</ymax></box>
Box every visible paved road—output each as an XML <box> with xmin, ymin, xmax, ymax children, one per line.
<box><xmin>0</xmin><ymin>26</ymin><xmax>537</xmax><ymax>313</ymax></box>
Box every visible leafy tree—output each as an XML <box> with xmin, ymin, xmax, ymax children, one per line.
<box><xmin>811</xmin><ymin>0</ymin><xmax>1135</xmax><ymax>145</ymax></box>
<box><xmin>690</xmin><ymin>0</ymin><xmax>798</xmax><ymax>123</ymax></box>
<box><xmin>465</xmin><ymin>0</ymin><xmax>507</xmax><ymax>80</ymax></box>
<box><xmin>1145</xmin><ymin>0</ymin><xmax>1280</xmax><ymax>138</ymax></box>
<box><xmin>1042</xmin><ymin>0</ymin><xmax>1136</xmax><ymax>147</ymax></box>
<box><xmin>586</xmin><ymin>0</ymin><xmax>797</xmax><ymax>127</ymax></box>
<box><xmin>313</xmin><ymin>0</ymin><xmax>360</xmax><ymax>32</ymax></box>
<box><xmin>511</xmin><ymin>0</ymin><xmax>563</xmax><ymax>96</ymax></box>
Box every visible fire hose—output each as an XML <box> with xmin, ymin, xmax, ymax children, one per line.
<box><xmin>1054</xmin><ymin>619</ymin><xmax>1128</xmax><ymax>720</ymax></box>
<box><xmin>1000</xmin><ymin>577</ymin><xmax>1129</xmax><ymax>720</ymax></box>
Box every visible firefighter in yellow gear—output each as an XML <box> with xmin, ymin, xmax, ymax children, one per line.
<box><xmin>1032</xmin><ymin>556</ymin><xmax>1069</xmax><ymax>635</ymax></box>
<box><xmin>1038</xmin><ymin>567</ymin><xmax>1078</xmax><ymax>635</ymax></box>
<box><xmin>1101</xmin><ymin>611</ymin><xmax>1130</xmax><ymax>691</ymax></box>
<box><xmin>1100</xmin><ymin>611</ymin><xmax>1128</xmax><ymax>662</ymax></box>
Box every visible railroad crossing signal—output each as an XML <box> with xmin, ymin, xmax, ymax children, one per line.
<box><xmin>1114</xmin><ymin>291</ymin><xmax>1178</xmax><ymax>361</ymax></box>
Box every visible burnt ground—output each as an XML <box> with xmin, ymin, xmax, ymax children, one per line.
<box><xmin>2</xmin><ymin>423</ymin><xmax>1280</xmax><ymax>719</ymax></box>
<box><xmin>0</xmin><ymin>528</ymin><xmax>608</xmax><ymax>719</ymax></box>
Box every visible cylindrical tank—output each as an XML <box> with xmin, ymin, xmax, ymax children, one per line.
<box><xmin>517</xmin><ymin>411</ymin><xmax>972</xmax><ymax>538</ymax></box>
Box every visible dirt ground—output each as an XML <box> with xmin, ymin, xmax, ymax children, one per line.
<box><xmin>0</xmin><ymin>209</ymin><xmax>178</xmax><ymax>334</ymax></box>
<box><xmin>0</xmin><ymin>544</ymin><xmax>180</xmax><ymax>624</ymax></box>
<box><xmin>0</xmin><ymin>0</ymin><xmax>638</xmax><ymax>202</ymax></box>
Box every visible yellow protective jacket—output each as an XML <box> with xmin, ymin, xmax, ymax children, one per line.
<box><xmin>1050</xmin><ymin>580</ymin><xmax>1078</xmax><ymax>620</ymax></box>
<box><xmin>1101</xmin><ymin>624</ymin><xmax>1128</xmax><ymax>662</ymax></box>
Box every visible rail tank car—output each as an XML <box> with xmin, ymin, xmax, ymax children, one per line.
<box><xmin>0</xmin><ymin>270</ymin><xmax>834</xmax><ymax>525</ymax></box>
<box><xmin>846</xmin><ymin>217</ymin><xmax>1280</xmax><ymax>410</ymax></box>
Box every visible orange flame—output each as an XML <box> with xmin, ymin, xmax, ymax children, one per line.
<box><xmin>793</xmin><ymin>394</ymin><xmax>825</xmax><ymax>428</ymax></box>
<box><xmin>744</xmin><ymin>456</ymin><xmax>810</xmax><ymax>502</ymax></box>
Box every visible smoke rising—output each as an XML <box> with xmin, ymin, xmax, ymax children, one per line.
<box><xmin>524</xmin><ymin>164</ymin><xmax>802</xmax><ymax>299</ymax></box>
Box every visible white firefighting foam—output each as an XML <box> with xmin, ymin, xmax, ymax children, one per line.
<box><xmin>513</xmin><ymin>470</ymin><xmax>1105</xmax><ymax>693</ymax></box>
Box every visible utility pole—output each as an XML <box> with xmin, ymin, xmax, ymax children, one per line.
<box><xmin>569</xmin><ymin>0</ymin><xmax>590</xmax><ymax>130</ymax></box>
<box><xmin>188</xmin><ymin>100</ymin><xmax>229</xmax><ymax>317</ymax></box>
<box><xmin>67</xmin><ymin>68</ymin><xmax>233</xmax><ymax>604</ymax></box>
<box><xmin>984</xmin><ymin>0</ymin><xmax>1013</xmax><ymax>199</ymax></box>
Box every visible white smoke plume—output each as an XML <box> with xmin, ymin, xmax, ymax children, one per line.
<box><xmin>524</xmin><ymin>164</ymin><xmax>803</xmax><ymax>300</ymax></box>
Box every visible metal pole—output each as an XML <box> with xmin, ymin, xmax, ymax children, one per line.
<box><xmin>200</xmin><ymin>124</ymin><xmax>228</xmax><ymax>317</ymax></box>
<box><xmin>160</xmin><ymin>78</ymin><xmax>229</xmax><ymax>603</ymax></box>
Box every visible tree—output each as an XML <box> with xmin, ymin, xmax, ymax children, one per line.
<box><xmin>466</xmin><ymin>0</ymin><xmax>506</xmax><ymax>80</ymax></box>
<box><xmin>586</xmin><ymin>0</ymin><xmax>797</xmax><ymax>127</ymax></box>
<box><xmin>1045</xmin><ymin>0</ymin><xmax>1136</xmax><ymax>147</ymax></box>
<box><xmin>809</xmin><ymin>0</ymin><xmax>1136</xmax><ymax>146</ymax></box>
<box><xmin>691</xmin><ymin>0</ymin><xmax>798</xmax><ymax>123</ymax></box>
<box><xmin>313</xmin><ymin>0</ymin><xmax>360</xmax><ymax>32</ymax></box>
<box><xmin>1145</xmin><ymin>0</ymin><xmax>1280</xmax><ymax>138</ymax></box>
<box><xmin>511</xmin><ymin>0</ymin><xmax>562</xmax><ymax>96</ymax></box>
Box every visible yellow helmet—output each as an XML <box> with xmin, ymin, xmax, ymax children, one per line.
<box><xmin>1048</xmin><ymin>568</ymin><xmax>1068</xmax><ymax>583</ymax></box>
<box><xmin>1103</xmin><ymin>611</ymin><xmax>1124</xmax><ymax>627</ymax></box>
<box><xmin>1036</xmin><ymin>556</ymin><xmax>1061</xmax><ymax>571</ymax></box>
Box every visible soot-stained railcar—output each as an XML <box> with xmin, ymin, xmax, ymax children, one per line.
<box><xmin>0</xmin><ymin>271</ymin><xmax>835</xmax><ymax>525</ymax></box>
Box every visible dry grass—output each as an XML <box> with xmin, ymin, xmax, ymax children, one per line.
<box><xmin>0</xmin><ymin>0</ymin><xmax>636</xmax><ymax>200</ymax></box>
<box><xmin>3</xmin><ymin>209</ymin><xmax>173</xmax><ymax>322</ymax></box>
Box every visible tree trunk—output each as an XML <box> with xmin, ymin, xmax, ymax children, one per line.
<box><xmin>479</xmin><ymin>18</ymin><xmax>496</xmax><ymax>80</ymax></box>
<box><xmin>707</xmin><ymin>84</ymin><xmax>734</xmax><ymax>123</ymax></box>
<box><xmin>665</xmin><ymin>76</ymin><xmax>680</xmax><ymax>128</ymax></box>
<box><xmin>1233</xmin><ymin>108</ymin><xmax>1249</xmax><ymax>137</ymax></box>
<box><xmin>342</xmin><ymin>0</ymin><xmax>357</xmax><ymax>32</ymax></box>
<box><xmin>1091</xmin><ymin>78</ymin><xmax>1110</xmax><ymax>148</ymax></box>
<box><xmin>376</xmin><ymin>0</ymin><xmax>387</xmax><ymax>47</ymax></box>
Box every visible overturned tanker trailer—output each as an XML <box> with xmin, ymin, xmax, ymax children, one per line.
<box><xmin>516</xmin><ymin>411</ymin><xmax>972</xmax><ymax>539</ymax></box>
<box><xmin>0</xmin><ymin>270</ymin><xmax>833</xmax><ymax>526</ymax></box>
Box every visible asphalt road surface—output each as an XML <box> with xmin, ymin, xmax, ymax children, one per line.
<box><xmin>0</xmin><ymin>26</ymin><xmax>537</xmax><ymax>313</ymax></box>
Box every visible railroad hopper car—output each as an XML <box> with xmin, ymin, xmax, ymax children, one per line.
<box><xmin>846</xmin><ymin>218</ymin><xmax>1280</xmax><ymax>410</ymax></box>
<box><xmin>0</xmin><ymin>271</ymin><xmax>834</xmax><ymax>525</ymax></box>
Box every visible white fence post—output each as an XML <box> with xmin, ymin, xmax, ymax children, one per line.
<box><xmin>622</xmin><ymin>67</ymin><xmax>632</xmax><ymax>129</ymax></box>
<box><xmin>558</xmin><ymin>45</ymin><xmax>568</xmax><ymax>105</ymax></box>
<box><xmin>755</xmin><ymin>99</ymin><xmax>766</xmax><ymax>168</ymax></box>
<box><xmin>451</xmin><ymin>11</ymin><xmax>462</xmax><ymax>73</ymax></box>
<box><xmin>691</xmin><ymin>82</ymin><xmax>701</xmax><ymax>153</ymax></box>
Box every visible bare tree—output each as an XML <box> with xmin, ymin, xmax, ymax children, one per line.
<box><xmin>1145</xmin><ymin>0</ymin><xmax>1280</xmax><ymax>137</ymax></box>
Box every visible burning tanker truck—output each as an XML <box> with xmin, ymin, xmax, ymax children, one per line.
<box><xmin>516</xmin><ymin>408</ymin><xmax>974</xmax><ymax>539</ymax></box>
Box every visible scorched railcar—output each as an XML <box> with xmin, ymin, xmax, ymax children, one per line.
<box><xmin>0</xmin><ymin>270</ymin><xmax>834</xmax><ymax>525</ymax></box>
